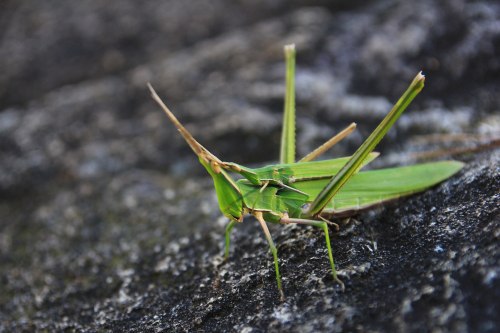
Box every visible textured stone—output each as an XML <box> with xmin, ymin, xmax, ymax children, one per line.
<box><xmin>0</xmin><ymin>1</ymin><xmax>498</xmax><ymax>332</ymax></box>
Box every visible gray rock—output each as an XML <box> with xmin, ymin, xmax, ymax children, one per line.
<box><xmin>0</xmin><ymin>1</ymin><xmax>498</xmax><ymax>332</ymax></box>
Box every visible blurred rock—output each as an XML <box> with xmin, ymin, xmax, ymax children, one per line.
<box><xmin>0</xmin><ymin>0</ymin><xmax>498</xmax><ymax>332</ymax></box>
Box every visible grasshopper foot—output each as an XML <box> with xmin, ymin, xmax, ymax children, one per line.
<box><xmin>334</xmin><ymin>276</ymin><xmax>345</xmax><ymax>292</ymax></box>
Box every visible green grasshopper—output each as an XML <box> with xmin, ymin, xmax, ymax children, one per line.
<box><xmin>148</xmin><ymin>44</ymin><xmax>463</xmax><ymax>301</ymax></box>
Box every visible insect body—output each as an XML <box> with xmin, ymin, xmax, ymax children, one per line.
<box><xmin>149</xmin><ymin>45</ymin><xmax>463</xmax><ymax>300</ymax></box>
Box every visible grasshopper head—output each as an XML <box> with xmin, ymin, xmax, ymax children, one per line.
<box><xmin>148</xmin><ymin>84</ymin><xmax>245</xmax><ymax>222</ymax></box>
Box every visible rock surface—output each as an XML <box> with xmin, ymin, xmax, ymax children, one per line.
<box><xmin>0</xmin><ymin>1</ymin><xmax>498</xmax><ymax>332</ymax></box>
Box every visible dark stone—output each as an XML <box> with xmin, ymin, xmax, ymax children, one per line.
<box><xmin>1</xmin><ymin>0</ymin><xmax>498</xmax><ymax>332</ymax></box>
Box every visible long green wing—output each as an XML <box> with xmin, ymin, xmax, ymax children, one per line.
<box><xmin>249</xmin><ymin>152</ymin><xmax>378</xmax><ymax>184</ymax></box>
<box><xmin>292</xmin><ymin>161</ymin><xmax>464</xmax><ymax>217</ymax></box>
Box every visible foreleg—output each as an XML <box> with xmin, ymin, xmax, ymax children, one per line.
<box><xmin>254</xmin><ymin>212</ymin><xmax>285</xmax><ymax>301</ymax></box>
<box><xmin>223</xmin><ymin>220</ymin><xmax>237</xmax><ymax>260</ymax></box>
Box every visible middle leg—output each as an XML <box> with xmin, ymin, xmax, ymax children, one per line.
<box><xmin>281</xmin><ymin>216</ymin><xmax>345</xmax><ymax>290</ymax></box>
<box><xmin>254</xmin><ymin>211</ymin><xmax>285</xmax><ymax>301</ymax></box>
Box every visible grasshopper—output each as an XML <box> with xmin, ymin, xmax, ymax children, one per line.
<box><xmin>148</xmin><ymin>44</ymin><xmax>463</xmax><ymax>301</ymax></box>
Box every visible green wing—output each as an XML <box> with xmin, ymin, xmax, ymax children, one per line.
<box><xmin>234</xmin><ymin>152</ymin><xmax>380</xmax><ymax>219</ymax></box>
<box><xmin>292</xmin><ymin>161</ymin><xmax>464</xmax><ymax>217</ymax></box>
<box><xmin>243</xmin><ymin>152</ymin><xmax>379</xmax><ymax>184</ymax></box>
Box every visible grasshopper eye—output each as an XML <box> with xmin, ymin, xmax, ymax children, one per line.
<box><xmin>301</xmin><ymin>203</ymin><xmax>310</xmax><ymax>213</ymax></box>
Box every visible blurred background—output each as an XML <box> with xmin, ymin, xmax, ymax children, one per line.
<box><xmin>0</xmin><ymin>0</ymin><xmax>498</xmax><ymax>331</ymax></box>
<box><xmin>1</xmin><ymin>0</ymin><xmax>498</xmax><ymax>192</ymax></box>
